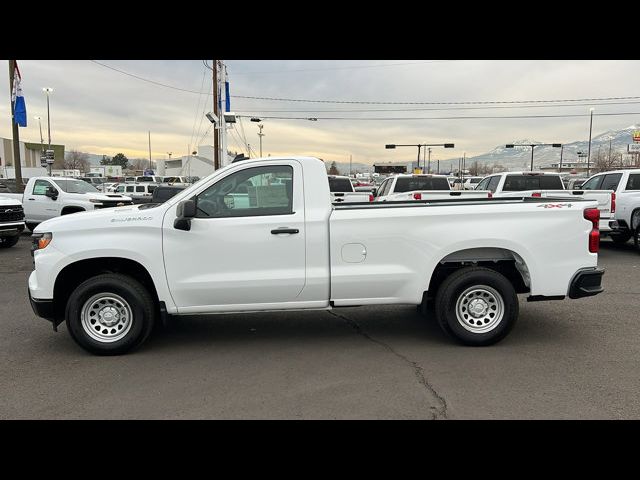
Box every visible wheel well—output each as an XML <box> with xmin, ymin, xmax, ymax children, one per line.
<box><xmin>426</xmin><ymin>248</ymin><xmax>530</xmax><ymax>301</ymax></box>
<box><xmin>52</xmin><ymin>258</ymin><xmax>159</xmax><ymax>321</ymax></box>
<box><xmin>61</xmin><ymin>206</ymin><xmax>85</xmax><ymax>215</ymax></box>
<box><xmin>631</xmin><ymin>208</ymin><xmax>640</xmax><ymax>231</ymax></box>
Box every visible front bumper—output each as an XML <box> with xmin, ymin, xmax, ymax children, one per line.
<box><xmin>569</xmin><ymin>268</ymin><xmax>605</xmax><ymax>299</ymax></box>
<box><xmin>28</xmin><ymin>288</ymin><xmax>56</xmax><ymax>322</ymax></box>
<box><xmin>0</xmin><ymin>222</ymin><xmax>25</xmax><ymax>237</ymax></box>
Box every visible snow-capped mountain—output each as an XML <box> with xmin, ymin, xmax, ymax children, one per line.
<box><xmin>468</xmin><ymin>124</ymin><xmax>640</xmax><ymax>169</ymax></box>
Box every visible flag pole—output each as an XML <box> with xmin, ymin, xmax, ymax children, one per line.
<box><xmin>8</xmin><ymin>60</ymin><xmax>23</xmax><ymax>192</ymax></box>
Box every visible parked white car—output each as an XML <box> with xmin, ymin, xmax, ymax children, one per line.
<box><xmin>583</xmin><ymin>169</ymin><xmax>640</xmax><ymax>249</ymax></box>
<box><xmin>476</xmin><ymin>172</ymin><xmax>615</xmax><ymax>232</ymax></box>
<box><xmin>28</xmin><ymin>156</ymin><xmax>603</xmax><ymax>355</ymax></box>
<box><xmin>1</xmin><ymin>177</ymin><xmax>133</xmax><ymax>231</ymax></box>
<box><xmin>375</xmin><ymin>174</ymin><xmax>490</xmax><ymax>201</ymax></box>
<box><xmin>114</xmin><ymin>183</ymin><xmax>157</xmax><ymax>199</ymax></box>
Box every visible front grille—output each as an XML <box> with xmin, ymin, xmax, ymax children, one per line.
<box><xmin>0</xmin><ymin>206</ymin><xmax>24</xmax><ymax>222</ymax></box>
<box><xmin>95</xmin><ymin>200</ymin><xmax>133</xmax><ymax>209</ymax></box>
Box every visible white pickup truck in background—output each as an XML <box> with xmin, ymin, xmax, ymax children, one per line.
<box><xmin>375</xmin><ymin>174</ymin><xmax>491</xmax><ymax>201</ymax></box>
<box><xmin>1</xmin><ymin>176</ymin><xmax>133</xmax><ymax>231</ymax></box>
<box><xmin>328</xmin><ymin>175</ymin><xmax>372</xmax><ymax>203</ymax></box>
<box><xmin>582</xmin><ymin>169</ymin><xmax>640</xmax><ymax>249</ymax></box>
<box><xmin>28</xmin><ymin>156</ymin><xmax>604</xmax><ymax>355</ymax></box>
<box><xmin>476</xmin><ymin>171</ymin><xmax>615</xmax><ymax>233</ymax></box>
<box><xmin>0</xmin><ymin>196</ymin><xmax>25</xmax><ymax>248</ymax></box>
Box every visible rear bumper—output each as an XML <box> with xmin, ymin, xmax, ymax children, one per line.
<box><xmin>568</xmin><ymin>268</ymin><xmax>604</xmax><ymax>299</ymax></box>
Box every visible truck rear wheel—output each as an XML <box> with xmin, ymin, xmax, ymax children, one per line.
<box><xmin>610</xmin><ymin>233</ymin><xmax>632</xmax><ymax>245</ymax></box>
<box><xmin>0</xmin><ymin>236</ymin><xmax>20</xmax><ymax>248</ymax></box>
<box><xmin>434</xmin><ymin>267</ymin><xmax>518</xmax><ymax>346</ymax></box>
<box><xmin>634</xmin><ymin>226</ymin><xmax>640</xmax><ymax>253</ymax></box>
<box><xmin>65</xmin><ymin>273</ymin><xmax>156</xmax><ymax>355</ymax></box>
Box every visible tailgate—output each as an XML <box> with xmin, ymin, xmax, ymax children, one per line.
<box><xmin>540</xmin><ymin>190</ymin><xmax>613</xmax><ymax>230</ymax></box>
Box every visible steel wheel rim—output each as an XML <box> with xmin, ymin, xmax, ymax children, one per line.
<box><xmin>81</xmin><ymin>293</ymin><xmax>133</xmax><ymax>343</ymax></box>
<box><xmin>455</xmin><ymin>285</ymin><xmax>504</xmax><ymax>334</ymax></box>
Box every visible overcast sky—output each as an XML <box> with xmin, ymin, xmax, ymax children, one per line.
<box><xmin>1</xmin><ymin>60</ymin><xmax>639</xmax><ymax>164</ymax></box>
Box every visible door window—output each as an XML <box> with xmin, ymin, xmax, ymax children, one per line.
<box><xmin>32</xmin><ymin>179</ymin><xmax>53</xmax><ymax>195</ymax></box>
<box><xmin>626</xmin><ymin>174</ymin><xmax>640</xmax><ymax>190</ymax></box>
<box><xmin>600</xmin><ymin>173</ymin><xmax>622</xmax><ymax>191</ymax></box>
<box><xmin>476</xmin><ymin>177</ymin><xmax>490</xmax><ymax>190</ymax></box>
<box><xmin>581</xmin><ymin>175</ymin><xmax>603</xmax><ymax>190</ymax></box>
<box><xmin>136</xmin><ymin>186</ymin><xmax>145</xmax><ymax>193</ymax></box>
<box><xmin>196</xmin><ymin>165</ymin><xmax>293</xmax><ymax>218</ymax></box>
<box><xmin>487</xmin><ymin>176</ymin><xmax>501</xmax><ymax>193</ymax></box>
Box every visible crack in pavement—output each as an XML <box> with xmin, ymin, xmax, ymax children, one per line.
<box><xmin>327</xmin><ymin>310</ymin><xmax>448</xmax><ymax>419</ymax></box>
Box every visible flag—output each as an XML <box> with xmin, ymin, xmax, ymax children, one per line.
<box><xmin>11</xmin><ymin>62</ymin><xmax>27</xmax><ymax>127</ymax></box>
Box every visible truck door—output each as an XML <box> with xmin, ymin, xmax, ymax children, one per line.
<box><xmin>26</xmin><ymin>179</ymin><xmax>61</xmax><ymax>222</ymax></box>
<box><xmin>162</xmin><ymin>161</ymin><xmax>306</xmax><ymax>311</ymax></box>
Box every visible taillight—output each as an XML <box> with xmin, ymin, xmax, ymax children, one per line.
<box><xmin>368</xmin><ymin>194</ymin><xmax>374</xmax><ymax>202</ymax></box>
<box><xmin>584</xmin><ymin>208</ymin><xmax>600</xmax><ymax>253</ymax></box>
<box><xmin>413</xmin><ymin>193</ymin><xmax>422</xmax><ymax>200</ymax></box>
<box><xmin>611</xmin><ymin>192</ymin><xmax>616</xmax><ymax>214</ymax></box>
<box><xmin>532</xmin><ymin>192</ymin><xmax>542</xmax><ymax>197</ymax></box>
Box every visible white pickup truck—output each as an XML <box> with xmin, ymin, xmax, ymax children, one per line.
<box><xmin>0</xmin><ymin>196</ymin><xmax>25</xmax><ymax>248</ymax></box>
<box><xmin>375</xmin><ymin>174</ymin><xmax>490</xmax><ymax>201</ymax></box>
<box><xmin>28</xmin><ymin>156</ymin><xmax>604</xmax><ymax>355</ymax></box>
<box><xmin>328</xmin><ymin>175</ymin><xmax>372</xmax><ymax>203</ymax></box>
<box><xmin>476</xmin><ymin>172</ymin><xmax>615</xmax><ymax>233</ymax></box>
<box><xmin>581</xmin><ymin>169</ymin><xmax>640</xmax><ymax>249</ymax></box>
<box><xmin>1</xmin><ymin>176</ymin><xmax>133</xmax><ymax>230</ymax></box>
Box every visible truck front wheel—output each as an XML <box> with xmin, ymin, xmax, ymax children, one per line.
<box><xmin>434</xmin><ymin>267</ymin><xmax>518</xmax><ymax>346</ymax></box>
<box><xmin>65</xmin><ymin>273</ymin><xmax>156</xmax><ymax>355</ymax></box>
<box><xmin>0</xmin><ymin>236</ymin><xmax>20</xmax><ymax>248</ymax></box>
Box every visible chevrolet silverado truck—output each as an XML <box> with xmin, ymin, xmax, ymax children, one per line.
<box><xmin>28</xmin><ymin>157</ymin><xmax>604</xmax><ymax>355</ymax></box>
<box><xmin>0</xmin><ymin>196</ymin><xmax>25</xmax><ymax>248</ymax></box>
<box><xmin>375</xmin><ymin>174</ymin><xmax>490</xmax><ymax>201</ymax></box>
<box><xmin>328</xmin><ymin>175</ymin><xmax>372</xmax><ymax>203</ymax></box>
<box><xmin>476</xmin><ymin>171</ymin><xmax>615</xmax><ymax>233</ymax></box>
<box><xmin>2</xmin><ymin>176</ymin><xmax>133</xmax><ymax>231</ymax></box>
<box><xmin>581</xmin><ymin>169</ymin><xmax>640</xmax><ymax>249</ymax></box>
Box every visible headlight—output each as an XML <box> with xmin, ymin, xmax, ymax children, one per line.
<box><xmin>32</xmin><ymin>232</ymin><xmax>53</xmax><ymax>252</ymax></box>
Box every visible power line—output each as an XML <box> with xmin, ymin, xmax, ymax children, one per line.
<box><xmin>236</xmin><ymin>112</ymin><xmax>640</xmax><ymax>121</ymax></box>
<box><xmin>233</xmin><ymin>100</ymin><xmax>640</xmax><ymax>113</ymax></box>
<box><xmin>89</xmin><ymin>61</ymin><xmax>640</xmax><ymax>107</ymax></box>
<box><xmin>233</xmin><ymin>94</ymin><xmax>640</xmax><ymax>105</ymax></box>
<box><xmin>229</xmin><ymin>61</ymin><xmax>445</xmax><ymax>75</ymax></box>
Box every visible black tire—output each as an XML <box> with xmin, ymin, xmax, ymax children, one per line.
<box><xmin>65</xmin><ymin>273</ymin><xmax>156</xmax><ymax>355</ymax></box>
<box><xmin>0</xmin><ymin>236</ymin><xmax>20</xmax><ymax>248</ymax></box>
<box><xmin>434</xmin><ymin>267</ymin><xmax>518</xmax><ymax>346</ymax></box>
<box><xmin>26</xmin><ymin>222</ymin><xmax>38</xmax><ymax>232</ymax></box>
<box><xmin>610</xmin><ymin>233</ymin><xmax>632</xmax><ymax>245</ymax></box>
<box><xmin>634</xmin><ymin>225</ymin><xmax>640</xmax><ymax>253</ymax></box>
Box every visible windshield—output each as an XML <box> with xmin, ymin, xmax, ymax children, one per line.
<box><xmin>394</xmin><ymin>177</ymin><xmax>450</xmax><ymax>192</ymax></box>
<box><xmin>55</xmin><ymin>179</ymin><xmax>99</xmax><ymax>193</ymax></box>
<box><xmin>92</xmin><ymin>177</ymin><xmax>106</xmax><ymax>184</ymax></box>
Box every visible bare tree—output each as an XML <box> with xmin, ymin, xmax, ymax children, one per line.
<box><xmin>129</xmin><ymin>158</ymin><xmax>157</xmax><ymax>171</ymax></box>
<box><xmin>64</xmin><ymin>150</ymin><xmax>90</xmax><ymax>173</ymax></box>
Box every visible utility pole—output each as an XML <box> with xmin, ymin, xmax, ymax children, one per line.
<box><xmin>608</xmin><ymin>139</ymin><xmax>612</xmax><ymax>167</ymax></box>
<box><xmin>213</xmin><ymin>60</ymin><xmax>220</xmax><ymax>170</ymax></box>
<box><xmin>427</xmin><ymin>147</ymin><xmax>432</xmax><ymax>173</ymax></box>
<box><xmin>436</xmin><ymin>158</ymin><xmax>440</xmax><ymax>174</ymax></box>
<box><xmin>349</xmin><ymin>154</ymin><xmax>352</xmax><ymax>176</ymax></box>
<box><xmin>587</xmin><ymin>108</ymin><xmax>594</xmax><ymax>177</ymax></box>
<box><xmin>257</xmin><ymin>123</ymin><xmax>264</xmax><ymax>157</ymax></box>
<box><xmin>8</xmin><ymin>60</ymin><xmax>23</xmax><ymax>192</ymax></box>
<box><xmin>148</xmin><ymin>131</ymin><xmax>152</xmax><ymax>171</ymax></box>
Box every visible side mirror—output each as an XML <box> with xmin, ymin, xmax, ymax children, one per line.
<box><xmin>174</xmin><ymin>199</ymin><xmax>196</xmax><ymax>231</ymax></box>
<box><xmin>45</xmin><ymin>186</ymin><xmax>58</xmax><ymax>200</ymax></box>
<box><xmin>371</xmin><ymin>188</ymin><xmax>378</xmax><ymax>197</ymax></box>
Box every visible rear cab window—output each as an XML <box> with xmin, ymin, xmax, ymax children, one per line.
<box><xmin>393</xmin><ymin>177</ymin><xmax>450</xmax><ymax>192</ymax></box>
<box><xmin>502</xmin><ymin>174</ymin><xmax>563</xmax><ymax>191</ymax></box>
<box><xmin>328</xmin><ymin>177</ymin><xmax>354</xmax><ymax>193</ymax></box>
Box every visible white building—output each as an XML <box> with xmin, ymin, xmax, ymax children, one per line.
<box><xmin>156</xmin><ymin>145</ymin><xmax>235</xmax><ymax>179</ymax></box>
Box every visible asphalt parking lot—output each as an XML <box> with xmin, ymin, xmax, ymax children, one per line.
<box><xmin>1</xmin><ymin>233</ymin><xmax>638</xmax><ymax>419</ymax></box>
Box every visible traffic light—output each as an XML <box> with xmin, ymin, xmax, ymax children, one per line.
<box><xmin>45</xmin><ymin>149</ymin><xmax>55</xmax><ymax>164</ymax></box>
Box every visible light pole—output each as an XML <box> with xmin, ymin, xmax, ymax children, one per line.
<box><xmin>587</xmin><ymin>107</ymin><xmax>595</xmax><ymax>177</ymax></box>
<box><xmin>505</xmin><ymin>142</ymin><xmax>561</xmax><ymax>171</ymax></box>
<box><xmin>257</xmin><ymin>123</ymin><xmax>264</xmax><ymax>157</ymax></box>
<box><xmin>34</xmin><ymin>115</ymin><xmax>44</xmax><ymax>153</ymax></box>
<box><xmin>42</xmin><ymin>87</ymin><xmax>53</xmax><ymax>175</ymax></box>
<box><xmin>558</xmin><ymin>145</ymin><xmax>564</xmax><ymax>173</ymax></box>
<box><xmin>427</xmin><ymin>147</ymin><xmax>432</xmax><ymax>173</ymax></box>
<box><xmin>385</xmin><ymin>142</ymin><xmax>455</xmax><ymax>172</ymax></box>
